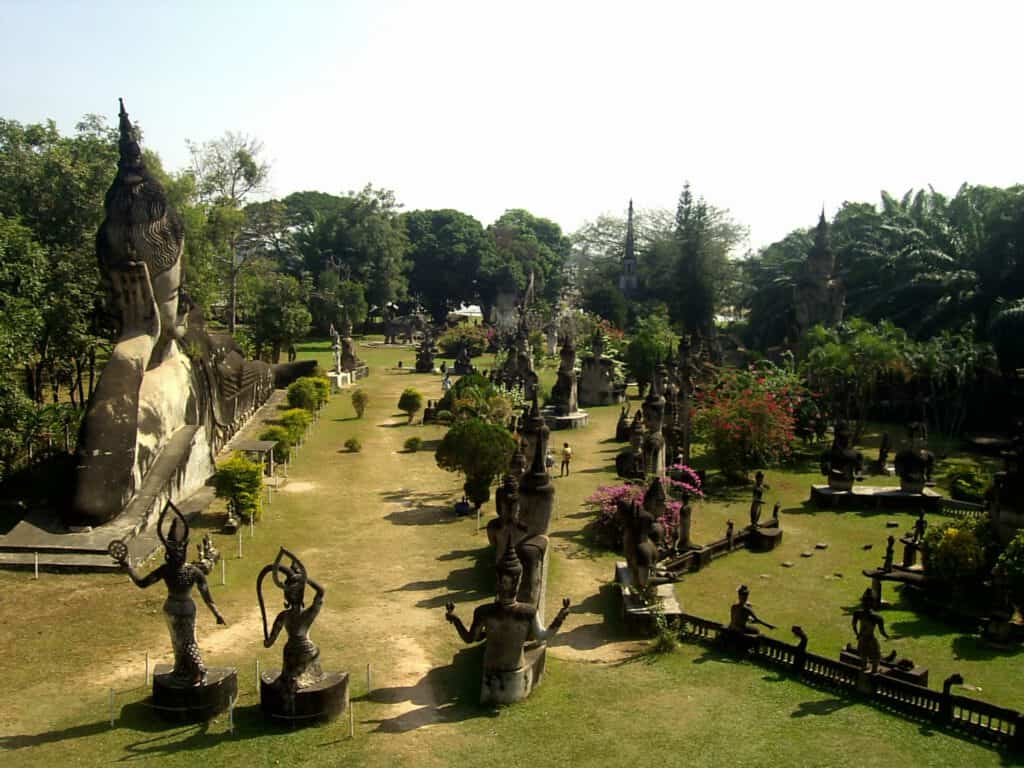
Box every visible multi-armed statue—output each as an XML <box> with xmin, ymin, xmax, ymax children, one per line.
<box><xmin>109</xmin><ymin>501</ymin><xmax>236</xmax><ymax>721</ymax></box>
<box><xmin>71</xmin><ymin>101</ymin><xmax>274</xmax><ymax>529</ymax></box>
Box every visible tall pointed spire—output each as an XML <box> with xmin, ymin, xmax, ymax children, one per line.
<box><xmin>116</xmin><ymin>98</ymin><xmax>144</xmax><ymax>174</ymax></box>
<box><xmin>619</xmin><ymin>198</ymin><xmax>638</xmax><ymax>296</ymax></box>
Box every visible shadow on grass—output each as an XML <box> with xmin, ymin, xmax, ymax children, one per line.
<box><xmin>951</xmin><ymin>634</ymin><xmax>1024</xmax><ymax>661</ymax></box>
<box><xmin>0</xmin><ymin>719</ymin><xmax>114</xmax><ymax>751</ymax></box>
<box><xmin>791</xmin><ymin>697</ymin><xmax>855</xmax><ymax>718</ymax></box>
<box><xmin>361</xmin><ymin>646</ymin><xmax>496</xmax><ymax>733</ymax></box>
<box><xmin>380</xmin><ymin>489</ymin><xmax>460</xmax><ymax>526</ymax></box>
<box><xmin>549</xmin><ymin>584</ymin><xmax>631</xmax><ymax>653</ymax></box>
<box><xmin>394</xmin><ymin>546</ymin><xmax>493</xmax><ymax>608</ymax></box>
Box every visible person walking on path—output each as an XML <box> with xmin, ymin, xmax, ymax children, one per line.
<box><xmin>545</xmin><ymin>449</ymin><xmax>555</xmax><ymax>473</ymax></box>
<box><xmin>560</xmin><ymin>442</ymin><xmax>572</xmax><ymax>477</ymax></box>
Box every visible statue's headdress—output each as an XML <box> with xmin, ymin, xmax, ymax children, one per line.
<box><xmin>496</xmin><ymin>535</ymin><xmax>523</xmax><ymax>582</ymax></box>
<box><xmin>157</xmin><ymin>500</ymin><xmax>190</xmax><ymax>558</ymax></box>
<box><xmin>116</xmin><ymin>98</ymin><xmax>144</xmax><ymax>173</ymax></box>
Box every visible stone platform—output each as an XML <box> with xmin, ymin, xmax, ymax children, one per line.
<box><xmin>260</xmin><ymin>670</ymin><xmax>349</xmax><ymax>725</ymax></box>
<box><xmin>151</xmin><ymin>665</ymin><xmax>237</xmax><ymax>723</ymax></box>
<box><xmin>810</xmin><ymin>484</ymin><xmax>942</xmax><ymax>511</ymax></box>
<box><xmin>614</xmin><ymin>562</ymin><xmax>682</xmax><ymax>635</ymax></box>
<box><xmin>541</xmin><ymin>408</ymin><xmax>589</xmax><ymax>430</ymax></box>
<box><xmin>481</xmin><ymin>645</ymin><xmax>547</xmax><ymax>705</ymax></box>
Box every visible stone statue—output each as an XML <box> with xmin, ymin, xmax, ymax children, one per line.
<box><xmin>618</xmin><ymin>480</ymin><xmax>675</xmax><ymax>589</ymax></box>
<box><xmin>728</xmin><ymin>585</ymin><xmax>775</xmax><ymax>635</ymax></box>
<box><xmin>894</xmin><ymin>421</ymin><xmax>935</xmax><ymax>493</ymax></box>
<box><xmin>851</xmin><ymin>589</ymin><xmax>890</xmax><ymax>673</ymax></box>
<box><xmin>793</xmin><ymin>209</ymin><xmax>845</xmax><ymax>340</ymax></box>
<box><xmin>912</xmin><ymin>510</ymin><xmax>927</xmax><ymax>543</ymax></box>
<box><xmin>615</xmin><ymin>412</ymin><xmax>646</xmax><ymax>480</ymax></box>
<box><xmin>108</xmin><ymin>501</ymin><xmax>226</xmax><ymax>686</ymax></box>
<box><xmin>415</xmin><ymin>331</ymin><xmax>437</xmax><ymax>373</ymax></box>
<box><xmin>445</xmin><ymin>543</ymin><xmax>571</xmax><ymax>704</ymax></box>
<box><xmin>883</xmin><ymin>535</ymin><xmax>895</xmax><ymax>572</ymax></box>
<box><xmin>549</xmin><ymin>334</ymin><xmax>579</xmax><ymax>416</ymax></box>
<box><xmin>257</xmin><ymin>548</ymin><xmax>325</xmax><ymax>698</ymax></box>
<box><xmin>676</xmin><ymin>493</ymin><xmax>694</xmax><ymax>551</ymax></box>
<box><xmin>70</xmin><ymin>101</ymin><xmax>274</xmax><ymax>528</ymax></box>
<box><xmin>750</xmin><ymin>470</ymin><xmax>768</xmax><ymax>528</ymax></box>
<box><xmin>873</xmin><ymin>432</ymin><xmax>891</xmax><ymax>473</ymax></box>
<box><xmin>641</xmin><ymin>365</ymin><xmax>667</xmax><ymax>477</ymax></box>
<box><xmin>453</xmin><ymin>342</ymin><xmax>475</xmax><ymax>376</ymax></box>
<box><xmin>615</xmin><ymin>403</ymin><xmax>631</xmax><ymax>442</ymax></box>
<box><xmin>820</xmin><ymin>421</ymin><xmax>863</xmax><ymax>491</ymax></box>
<box><xmin>578</xmin><ymin>329</ymin><xmax>622</xmax><ymax>407</ymax></box>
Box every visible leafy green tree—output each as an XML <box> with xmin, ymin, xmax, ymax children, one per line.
<box><xmin>251</xmin><ymin>272</ymin><xmax>311</xmax><ymax>362</ymax></box>
<box><xmin>480</xmin><ymin>209</ymin><xmax>569</xmax><ymax>319</ymax></box>
<box><xmin>213</xmin><ymin>453</ymin><xmax>264</xmax><ymax>521</ymax></box>
<box><xmin>404</xmin><ymin>209</ymin><xmax>492</xmax><ymax>322</ymax></box>
<box><xmin>351</xmin><ymin>388</ymin><xmax>369</xmax><ymax>418</ymax></box>
<box><xmin>624</xmin><ymin>311</ymin><xmax>678</xmax><ymax>393</ymax></box>
<box><xmin>435</xmin><ymin>418</ymin><xmax>516</xmax><ymax>510</ymax></box>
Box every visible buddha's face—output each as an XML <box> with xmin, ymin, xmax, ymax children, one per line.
<box><xmin>497</xmin><ymin>572</ymin><xmax>520</xmax><ymax>604</ymax></box>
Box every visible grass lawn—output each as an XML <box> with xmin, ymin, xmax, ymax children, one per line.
<box><xmin>0</xmin><ymin>336</ymin><xmax>1020</xmax><ymax>767</ymax></box>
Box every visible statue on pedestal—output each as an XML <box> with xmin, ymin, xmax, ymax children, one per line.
<box><xmin>549</xmin><ymin>335</ymin><xmax>579</xmax><ymax>416</ymax></box>
<box><xmin>851</xmin><ymin>589</ymin><xmax>890</xmax><ymax>673</ymax></box>
<box><xmin>820</xmin><ymin>421</ymin><xmax>863</xmax><ymax>491</ymax></box>
<box><xmin>728</xmin><ymin>585</ymin><xmax>775</xmax><ymax>636</ymax></box>
<box><xmin>894</xmin><ymin>421</ymin><xmax>934</xmax><ymax>493</ymax></box>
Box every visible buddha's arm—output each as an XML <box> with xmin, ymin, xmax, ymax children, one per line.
<box><xmin>265</xmin><ymin>613</ymin><xmax>285</xmax><ymax>647</ymax></box>
<box><xmin>126</xmin><ymin>562</ymin><xmax>164</xmax><ymax>589</ymax></box>
<box><xmin>533</xmin><ymin>598</ymin><xmax>572</xmax><ymax>641</ymax></box>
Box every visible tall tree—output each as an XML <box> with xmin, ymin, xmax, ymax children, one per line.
<box><xmin>404</xmin><ymin>209</ymin><xmax>491</xmax><ymax>322</ymax></box>
<box><xmin>187</xmin><ymin>132</ymin><xmax>271</xmax><ymax>331</ymax></box>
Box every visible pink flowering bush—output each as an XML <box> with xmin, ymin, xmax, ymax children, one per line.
<box><xmin>584</xmin><ymin>466</ymin><xmax>702</xmax><ymax>551</ymax></box>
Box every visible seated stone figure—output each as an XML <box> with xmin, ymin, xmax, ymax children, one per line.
<box><xmin>894</xmin><ymin>421</ymin><xmax>934</xmax><ymax>493</ymax></box>
<box><xmin>728</xmin><ymin>585</ymin><xmax>775</xmax><ymax>636</ymax></box>
<box><xmin>445</xmin><ymin>544</ymin><xmax>571</xmax><ymax>704</ymax></box>
<box><xmin>70</xmin><ymin>101</ymin><xmax>273</xmax><ymax>527</ymax></box>
<box><xmin>615</xmin><ymin>412</ymin><xmax>646</xmax><ymax>479</ymax></box>
<box><xmin>819</xmin><ymin>421</ymin><xmax>863</xmax><ymax>491</ymax></box>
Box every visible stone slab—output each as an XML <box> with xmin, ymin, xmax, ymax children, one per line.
<box><xmin>810</xmin><ymin>484</ymin><xmax>942</xmax><ymax>511</ymax></box>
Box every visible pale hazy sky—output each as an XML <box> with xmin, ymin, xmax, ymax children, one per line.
<box><xmin>3</xmin><ymin>0</ymin><xmax>1021</xmax><ymax>250</ymax></box>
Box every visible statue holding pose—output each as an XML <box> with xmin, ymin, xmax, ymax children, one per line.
<box><xmin>109</xmin><ymin>502</ymin><xmax>226</xmax><ymax>686</ymax></box>
<box><xmin>728</xmin><ymin>585</ymin><xmax>775</xmax><ymax>636</ymax></box>
<box><xmin>852</xmin><ymin>589</ymin><xmax>890</xmax><ymax>673</ymax></box>
<box><xmin>257</xmin><ymin>548</ymin><xmax>326</xmax><ymax>698</ymax></box>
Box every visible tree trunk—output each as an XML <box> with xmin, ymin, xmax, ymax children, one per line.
<box><xmin>88</xmin><ymin>348</ymin><xmax>96</xmax><ymax>399</ymax></box>
<box><xmin>228</xmin><ymin>260</ymin><xmax>238</xmax><ymax>334</ymax></box>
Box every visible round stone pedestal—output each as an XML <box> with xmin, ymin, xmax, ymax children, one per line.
<box><xmin>260</xmin><ymin>670</ymin><xmax>349</xmax><ymax>725</ymax></box>
<box><xmin>151</xmin><ymin>666</ymin><xmax>237</xmax><ymax>723</ymax></box>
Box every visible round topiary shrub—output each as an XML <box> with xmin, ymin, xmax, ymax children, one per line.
<box><xmin>344</xmin><ymin>437</ymin><xmax>362</xmax><ymax>453</ymax></box>
<box><xmin>351</xmin><ymin>388</ymin><xmax>369</xmax><ymax>419</ymax></box>
<box><xmin>213</xmin><ymin>452</ymin><xmax>264</xmax><ymax>522</ymax></box>
<box><xmin>287</xmin><ymin>378</ymin><xmax>320</xmax><ymax>411</ymax></box>
<box><xmin>945</xmin><ymin>462</ymin><xmax>991</xmax><ymax>503</ymax></box>
<box><xmin>258</xmin><ymin>425</ymin><xmax>292</xmax><ymax>463</ymax></box>
<box><xmin>398</xmin><ymin>388</ymin><xmax>423</xmax><ymax>423</ymax></box>
<box><xmin>404</xmin><ymin>436</ymin><xmax>423</xmax><ymax>453</ymax></box>
<box><xmin>277</xmin><ymin>408</ymin><xmax>312</xmax><ymax>445</ymax></box>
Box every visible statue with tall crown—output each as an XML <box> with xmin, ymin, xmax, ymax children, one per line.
<box><xmin>793</xmin><ymin>208</ymin><xmax>845</xmax><ymax>341</ymax></box>
<box><xmin>108</xmin><ymin>501</ymin><xmax>237</xmax><ymax>721</ymax></box>
<box><xmin>68</xmin><ymin>101</ymin><xmax>276</xmax><ymax>532</ymax></box>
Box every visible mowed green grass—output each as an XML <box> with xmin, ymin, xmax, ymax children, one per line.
<box><xmin>0</xmin><ymin>336</ymin><xmax>1019</xmax><ymax>768</ymax></box>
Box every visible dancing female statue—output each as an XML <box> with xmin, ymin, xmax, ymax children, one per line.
<box><xmin>257</xmin><ymin>548</ymin><xmax>326</xmax><ymax>697</ymax></box>
<box><xmin>109</xmin><ymin>501</ymin><xmax>226</xmax><ymax>686</ymax></box>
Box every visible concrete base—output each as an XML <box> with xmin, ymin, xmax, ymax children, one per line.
<box><xmin>260</xmin><ymin>670</ymin><xmax>349</xmax><ymax>725</ymax></box>
<box><xmin>839</xmin><ymin>650</ymin><xmax>929</xmax><ymax>686</ymax></box>
<box><xmin>747</xmin><ymin>525</ymin><xmax>784</xmax><ymax>552</ymax></box>
<box><xmin>481</xmin><ymin>645</ymin><xmax>546</xmax><ymax>705</ymax></box>
<box><xmin>540</xmin><ymin>408</ymin><xmax>589</xmax><ymax>430</ymax></box>
<box><xmin>810</xmin><ymin>484</ymin><xmax>942</xmax><ymax>511</ymax></box>
<box><xmin>151</xmin><ymin>666</ymin><xmax>237</xmax><ymax>723</ymax></box>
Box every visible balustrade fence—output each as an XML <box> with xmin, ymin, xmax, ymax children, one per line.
<box><xmin>676</xmin><ymin>612</ymin><xmax>1022</xmax><ymax>752</ymax></box>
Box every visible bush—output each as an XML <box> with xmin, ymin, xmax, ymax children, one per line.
<box><xmin>310</xmin><ymin>376</ymin><xmax>330</xmax><ymax>407</ymax></box>
<box><xmin>437</xmin><ymin>324</ymin><xmax>489</xmax><ymax>357</ymax></box>
<box><xmin>434</xmin><ymin>409</ymin><xmax>453</xmax><ymax>424</ymax></box>
<box><xmin>923</xmin><ymin>520</ymin><xmax>987</xmax><ymax>590</ymax></box>
<box><xmin>213</xmin><ymin>453</ymin><xmax>263</xmax><ymax>522</ymax></box>
<box><xmin>945</xmin><ymin>462</ymin><xmax>990</xmax><ymax>503</ymax></box>
<box><xmin>351</xmin><ymin>388</ymin><xmax>369</xmax><ymax>419</ymax></box>
<box><xmin>692</xmin><ymin>364</ymin><xmax>803</xmax><ymax>481</ymax></box>
<box><xmin>344</xmin><ymin>437</ymin><xmax>362</xmax><ymax>453</ymax></box>
<box><xmin>258</xmin><ymin>425</ymin><xmax>292</xmax><ymax>463</ymax></box>
<box><xmin>287</xmin><ymin>378</ymin><xmax>319</xmax><ymax>411</ymax></box>
<box><xmin>404</xmin><ymin>436</ymin><xmax>423</xmax><ymax>453</ymax></box>
<box><xmin>278</xmin><ymin>408</ymin><xmax>312</xmax><ymax>445</ymax></box>
<box><xmin>398</xmin><ymin>388</ymin><xmax>424</xmax><ymax>423</ymax></box>
<box><xmin>995</xmin><ymin>530</ymin><xmax>1024</xmax><ymax>607</ymax></box>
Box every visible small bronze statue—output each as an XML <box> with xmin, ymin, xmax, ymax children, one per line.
<box><xmin>257</xmin><ymin>547</ymin><xmax>326</xmax><ymax>698</ymax></box>
<box><xmin>883</xmin><ymin>535</ymin><xmax>895</xmax><ymax>572</ymax></box>
<box><xmin>109</xmin><ymin>501</ymin><xmax>226</xmax><ymax>687</ymax></box>
<box><xmin>728</xmin><ymin>585</ymin><xmax>775</xmax><ymax>635</ymax></box>
<box><xmin>912</xmin><ymin>509</ymin><xmax>927</xmax><ymax>543</ymax></box>
<box><xmin>852</xmin><ymin>589</ymin><xmax>890</xmax><ymax>673</ymax></box>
